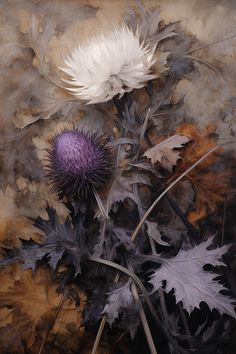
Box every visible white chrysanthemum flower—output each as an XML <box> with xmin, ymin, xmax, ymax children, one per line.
<box><xmin>59</xmin><ymin>25</ymin><xmax>157</xmax><ymax>104</ymax></box>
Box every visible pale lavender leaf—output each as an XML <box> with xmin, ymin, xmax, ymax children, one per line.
<box><xmin>145</xmin><ymin>220</ymin><xmax>170</xmax><ymax>246</ymax></box>
<box><xmin>149</xmin><ymin>236</ymin><xmax>235</xmax><ymax>317</ymax></box>
<box><xmin>102</xmin><ymin>281</ymin><xmax>135</xmax><ymax>326</ymax></box>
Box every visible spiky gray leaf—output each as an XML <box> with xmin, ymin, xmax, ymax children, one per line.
<box><xmin>107</xmin><ymin>174</ymin><xmax>151</xmax><ymax>211</ymax></box>
<box><xmin>102</xmin><ymin>281</ymin><xmax>135</xmax><ymax>326</ymax></box>
<box><xmin>145</xmin><ymin>220</ymin><xmax>170</xmax><ymax>246</ymax></box>
<box><xmin>1</xmin><ymin>206</ymin><xmax>86</xmax><ymax>276</ymax></box>
<box><xmin>149</xmin><ymin>237</ymin><xmax>235</xmax><ymax>317</ymax></box>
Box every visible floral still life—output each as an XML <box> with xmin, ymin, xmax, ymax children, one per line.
<box><xmin>0</xmin><ymin>2</ymin><xmax>236</xmax><ymax>354</ymax></box>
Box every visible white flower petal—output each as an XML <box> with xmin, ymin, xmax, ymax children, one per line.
<box><xmin>59</xmin><ymin>25</ymin><xmax>157</xmax><ymax>104</ymax></box>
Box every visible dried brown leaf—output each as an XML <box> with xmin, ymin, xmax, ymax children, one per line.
<box><xmin>0</xmin><ymin>266</ymin><xmax>86</xmax><ymax>353</ymax></box>
<box><xmin>174</xmin><ymin>124</ymin><xmax>230</xmax><ymax>224</ymax></box>
<box><xmin>0</xmin><ymin>216</ymin><xmax>43</xmax><ymax>249</ymax></box>
<box><xmin>143</xmin><ymin>135</ymin><xmax>190</xmax><ymax>171</ymax></box>
<box><xmin>187</xmin><ymin>171</ymin><xmax>230</xmax><ymax>224</ymax></box>
<box><xmin>175</xmin><ymin>123</ymin><xmax>220</xmax><ymax>169</ymax></box>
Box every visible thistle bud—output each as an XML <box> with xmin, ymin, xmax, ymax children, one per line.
<box><xmin>47</xmin><ymin>129</ymin><xmax>112</xmax><ymax>199</ymax></box>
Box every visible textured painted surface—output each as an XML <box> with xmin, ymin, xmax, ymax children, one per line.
<box><xmin>0</xmin><ymin>1</ymin><xmax>235</xmax><ymax>353</ymax></box>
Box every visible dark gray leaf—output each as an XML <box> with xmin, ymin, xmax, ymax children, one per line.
<box><xmin>1</xmin><ymin>207</ymin><xmax>86</xmax><ymax>276</ymax></box>
<box><xmin>125</xmin><ymin>3</ymin><xmax>177</xmax><ymax>46</ymax></box>
<box><xmin>112</xmin><ymin>227</ymin><xmax>134</xmax><ymax>251</ymax></box>
<box><xmin>130</xmin><ymin>162</ymin><xmax>161</xmax><ymax>178</ymax></box>
<box><xmin>107</xmin><ymin>174</ymin><xmax>151</xmax><ymax>211</ymax></box>
<box><xmin>107</xmin><ymin>137</ymin><xmax>138</xmax><ymax>146</ymax></box>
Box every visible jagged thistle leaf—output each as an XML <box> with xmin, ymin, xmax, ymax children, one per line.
<box><xmin>107</xmin><ymin>174</ymin><xmax>151</xmax><ymax>211</ymax></box>
<box><xmin>102</xmin><ymin>281</ymin><xmax>136</xmax><ymax>326</ymax></box>
<box><xmin>125</xmin><ymin>3</ymin><xmax>177</xmax><ymax>46</ymax></box>
<box><xmin>149</xmin><ymin>236</ymin><xmax>236</xmax><ymax>317</ymax></box>
<box><xmin>1</xmin><ymin>206</ymin><xmax>86</xmax><ymax>276</ymax></box>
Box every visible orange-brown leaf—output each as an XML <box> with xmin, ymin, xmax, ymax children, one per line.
<box><xmin>187</xmin><ymin>171</ymin><xmax>230</xmax><ymax>224</ymax></box>
<box><xmin>0</xmin><ymin>266</ymin><xmax>86</xmax><ymax>353</ymax></box>
<box><xmin>174</xmin><ymin>124</ymin><xmax>230</xmax><ymax>224</ymax></box>
<box><xmin>175</xmin><ymin>123</ymin><xmax>221</xmax><ymax>170</ymax></box>
<box><xmin>0</xmin><ymin>216</ymin><xmax>43</xmax><ymax>248</ymax></box>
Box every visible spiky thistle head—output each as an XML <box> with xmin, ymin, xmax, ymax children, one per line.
<box><xmin>46</xmin><ymin>129</ymin><xmax>112</xmax><ymax>200</ymax></box>
<box><xmin>59</xmin><ymin>24</ymin><xmax>157</xmax><ymax>104</ymax></box>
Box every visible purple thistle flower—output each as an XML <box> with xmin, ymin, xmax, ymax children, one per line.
<box><xmin>46</xmin><ymin>129</ymin><xmax>112</xmax><ymax>199</ymax></box>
